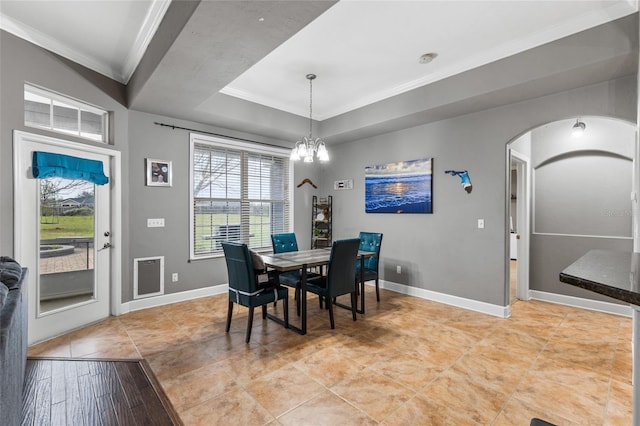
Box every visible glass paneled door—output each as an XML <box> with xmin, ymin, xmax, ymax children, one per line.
<box><xmin>14</xmin><ymin>132</ymin><xmax>112</xmax><ymax>345</ymax></box>
<box><xmin>39</xmin><ymin>177</ymin><xmax>98</xmax><ymax>313</ymax></box>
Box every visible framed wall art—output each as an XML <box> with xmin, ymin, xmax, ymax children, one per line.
<box><xmin>146</xmin><ymin>158</ymin><xmax>172</xmax><ymax>187</ymax></box>
<box><xmin>365</xmin><ymin>157</ymin><xmax>432</xmax><ymax>213</ymax></box>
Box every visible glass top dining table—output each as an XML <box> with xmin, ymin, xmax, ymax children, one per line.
<box><xmin>260</xmin><ymin>248</ymin><xmax>375</xmax><ymax>335</ymax></box>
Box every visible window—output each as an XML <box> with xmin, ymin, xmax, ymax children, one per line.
<box><xmin>24</xmin><ymin>84</ymin><xmax>109</xmax><ymax>143</ymax></box>
<box><xmin>190</xmin><ymin>133</ymin><xmax>292</xmax><ymax>259</ymax></box>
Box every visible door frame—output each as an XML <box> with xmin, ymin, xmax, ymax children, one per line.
<box><xmin>509</xmin><ymin>149</ymin><xmax>531</xmax><ymax>302</ymax></box>
<box><xmin>13</xmin><ymin>130</ymin><xmax>123</xmax><ymax>328</ymax></box>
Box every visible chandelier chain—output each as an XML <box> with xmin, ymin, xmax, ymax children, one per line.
<box><xmin>309</xmin><ymin>76</ymin><xmax>313</xmax><ymax>139</ymax></box>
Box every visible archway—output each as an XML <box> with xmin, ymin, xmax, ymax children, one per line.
<box><xmin>506</xmin><ymin>116</ymin><xmax>635</xmax><ymax>314</ymax></box>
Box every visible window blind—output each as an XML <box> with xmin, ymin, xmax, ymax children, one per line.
<box><xmin>190</xmin><ymin>134</ymin><xmax>290</xmax><ymax>259</ymax></box>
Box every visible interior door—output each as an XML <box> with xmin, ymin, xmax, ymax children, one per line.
<box><xmin>14</xmin><ymin>132</ymin><xmax>112</xmax><ymax>344</ymax></box>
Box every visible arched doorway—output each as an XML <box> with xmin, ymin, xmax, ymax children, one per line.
<box><xmin>507</xmin><ymin>116</ymin><xmax>635</xmax><ymax>313</ymax></box>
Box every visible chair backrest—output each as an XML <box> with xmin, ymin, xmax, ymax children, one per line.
<box><xmin>271</xmin><ymin>233</ymin><xmax>299</xmax><ymax>253</ymax></box>
<box><xmin>358</xmin><ymin>232</ymin><xmax>383</xmax><ymax>271</ymax></box>
<box><xmin>326</xmin><ymin>238</ymin><xmax>361</xmax><ymax>298</ymax></box>
<box><xmin>222</xmin><ymin>242</ymin><xmax>257</xmax><ymax>294</ymax></box>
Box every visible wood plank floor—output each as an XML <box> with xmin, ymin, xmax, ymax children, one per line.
<box><xmin>21</xmin><ymin>358</ymin><xmax>180</xmax><ymax>426</ymax></box>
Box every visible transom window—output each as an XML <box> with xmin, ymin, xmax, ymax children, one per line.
<box><xmin>24</xmin><ymin>84</ymin><xmax>109</xmax><ymax>143</ymax></box>
<box><xmin>189</xmin><ymin>133</ymin><xmax>292</xmax><ymax>259</ymax></box>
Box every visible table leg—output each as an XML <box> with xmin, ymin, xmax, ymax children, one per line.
<box><xmin>301</xmin><ymin>266</ymin><xmax>307</xmax><ymax>335</ymax></box>
<box><xmin>359</xmin><ymin>255</ymin><xmax>365</xmax><ymax>314</ymax></box>
<box><xmin>282</xmin><ymin>266</ymin><xmax>309</xmax><ymax>336</ymax></box>
<box><xmin>633</xmin><ymin>307</ymin><xmax>639</xmax><ymax>425</ymax></box>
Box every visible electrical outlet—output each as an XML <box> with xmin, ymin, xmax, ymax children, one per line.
<box><xmin>147</xmin><ymin>218</ymin><xmax>165</xmax><ymax>227</ymax></box>
<box><xmin>396</xmin><ymin>265</ymin><xmax>402</xmax><ymax>274</ymax></box>
<box><xmin>171</xmin><ymin>273</ymin><xmax>178</xmax><ymax>282</ymax></box>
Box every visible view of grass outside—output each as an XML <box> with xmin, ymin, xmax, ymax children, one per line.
<box><xmin>40</xmin><ymin>216</ymin><xmax>94</xmax><ymax>240</ymax></box>
<box><xmin>194</xmin><ymin>213</ymin><xmax>271</xmax><ymax>254</ymax></box>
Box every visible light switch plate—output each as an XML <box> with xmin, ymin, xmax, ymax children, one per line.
<box><xmin>147</xmin><ymin>218</ymin><xmax>165</xmax><ymax>227</ymax></box>
<box><xmin>477</xmin><ymin>219</ymin><xmax>485</xmax><ymax>229</ymax></box>
<box><xmin>334</xmin><ymin>179</ymin><xmax>353</xmax><ymax>190</ymax></box>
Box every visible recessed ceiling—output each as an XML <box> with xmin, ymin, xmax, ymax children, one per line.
<box><xmin>220</xmin><ymin>0</ymin><xmax>638</xmax><ymax>120</ymax></box>
<box><xmin>0</xmin><ymin>0</ymin><xmax>637</xmax><ymax>128</ymax></box>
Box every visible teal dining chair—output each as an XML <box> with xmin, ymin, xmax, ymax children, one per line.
<box><xmin>270</xmin><ymin>233</ymin><xmax>320</xmax><ymax>315</ymax></box>
<box><xmin>306</xmin><ymin>238</ymin><xmax>361</xmax><ymax>329</ymax></box>
<box><xmin>357</xmin><ymin>232</ymin><xmax>383</xmax><ymax>301</ymax></box>
<box><xmin>222</xmin><ymin>242</ymin><xmax>288</xmax><ymax>343</ymax></box>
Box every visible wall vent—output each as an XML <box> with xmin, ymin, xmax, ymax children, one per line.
<box><xmin>133</xmin><ymin>256</ymin><xmax>164</xmax><ymax>299</ymax></box>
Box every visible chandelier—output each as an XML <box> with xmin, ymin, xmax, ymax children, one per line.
<box><xmin>290</xmin><ymin>74</ymin><xmax>329</xmax><ymax>163</ymax></box>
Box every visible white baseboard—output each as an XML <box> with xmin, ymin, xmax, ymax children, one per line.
<box><xmin>119</xmin><ymin>284</ymin><xmax>227</xmax><ymax>314</ymax></box>
<box><xmin>120</xmin><ymin>281</ymin><xmax>631</xmax><ymax>319</ymax></box>
<box><xmin>529</xmin><ymin>290</ymin><xmax>632</xmax><ymax>317</ymax></box>
<box><xmin>377</xmin><ymin>280</ymin><xmax>511</xmax><ymax>318</ymax></box>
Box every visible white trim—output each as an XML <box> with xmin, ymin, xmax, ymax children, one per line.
<box><xmin>188</xmin><ymin>132</ymin><xmax>293</xmax><ymax>260</ymax></box>
<box><xmin>0</xmin><ymin>1</ymin><xmax>169</xmax><ymax>83</ymax></box>
<box><xmin>0</xmin><ymin>12</ymin><xmax>123</xmax><ymax>81</ymax></box>
<box><xmin>510</xmin><ymin>149</ymin><xmax>531</xmax><ymax>302</ymax></box>
<box><xmin>529</xmin><ymin>290</ymin><xmax>633</xmax><ymax>317</ymax></box>
<box><xmin>532</xmin><ymin>232</ymin><xmax>633</xmax><ymax>240</ymax></box>
<box><xmin>24</xmin><ymin>83</ymin><xmax>109</xmax><ymax>143</ymax></box>
<box><xmin>12</xmin><ymin>130</ymin><xmax>123</xmax><ymax>318</ymax></box>
<box><xmin>133</xmin><ymin>256</ymin><xmax>165</xmax><ymax>299</ymax></box>
<box><xmin>120</xmin><ymin>0</ymin><xmax>171</xmax><ymax>84</ymax></box>
<box><xmin>377</xmin><ymin>280</ymin><xmax>511</xmax><ymax>318</ymax></box>
<box><xmin>190</xmin><ymin>132</ymin><xmax>291</xmax><ymax>157</ymax></box>
<box><xmin>121</xmin><ymin>284</ymin><xmax>228</xmax><ymax>314</ymax></box>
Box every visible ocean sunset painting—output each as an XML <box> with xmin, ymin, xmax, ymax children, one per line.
<box><xmin>365</xmin><ymin>158</ymin><xmax>433</xmax><ymax>214</ymax></box>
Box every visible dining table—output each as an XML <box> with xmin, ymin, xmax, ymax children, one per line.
<box><xmin>261</xmin><ymin>248</ymin><xmax>376</xmax><ymax>335</ymax></box>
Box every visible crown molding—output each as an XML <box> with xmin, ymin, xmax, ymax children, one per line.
<box><xmin>121</xmin><ymin>0</ymin><xmax>171</xmax><ymax>84</ymax></box>
<box><xmin>0</xmin><ymin>12</ymin><xmax>125</xmax><ymax>81</ymax></box>
<box><xmin>0</xmin><ymin>0</ymin><xmax>170</xmax><ymax>84</ymax></box>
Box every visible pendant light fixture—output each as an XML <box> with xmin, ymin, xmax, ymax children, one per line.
<box><xmin>290</xmin><ymin>74</ymin><xmax>329</xmax><ymax>163</ymax></box>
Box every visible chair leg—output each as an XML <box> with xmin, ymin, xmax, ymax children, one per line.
<box><xmin>246</xmin><ymin>307</ymin><xmax>254</xmax><ymax>343</ymax></box>
<box><xmin>296</xmin><ymin>288</ymin><xmax>301</xmax><ymax>316</ymax></box>
<box><xmin>262</xmin><ymin>304</ymin><xmax>267</xmax><ymax>319</ymax></box>
<box><xmin>225</xmin><ymin>300</ymin><xmax>234</xmax><ymax>333</ymax></box>
<box><xmin>350</xmin><ymin>292</ymin><xmax>357</xmax><ymax>321</ymax></box>
<box><xmin>283</xmin><ymin>294</ymin><xmax>289</xmax><ymax>328</ymax></box>
<box><xmin>375</xmin><ymin>277</ymin><xmax>380</xmax><ymax>302</ymax></box>
<box><xmin>328</xmin><ymin>297</ymin><xmax>335</xmax><ymax>329</ymax></box>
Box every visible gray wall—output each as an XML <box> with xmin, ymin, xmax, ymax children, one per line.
<box><xmin>529</xmin><ymin>118</ymin><xmax>634</xmax><ymax>303</ymax></box>
<box><xmin>0</xmin><ymin>31</ymin><xmax>131</xmax><ymax>298</ymax></box>
<box><xmin>318</xmin><ymin>77</ymin><xmax>636</xmax><ymax>306</ymax></box>
<box><xmin>126</xmin><ymin>110</ymin><xmax>312</xmax><ymax>301</ymax></box>
<box><xmin>1</xmin><ymin>26</ymin><xmax>637</xmax><ymax>310</ymax></box>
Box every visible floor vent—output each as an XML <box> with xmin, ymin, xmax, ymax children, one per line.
<box><xmin>133</xmin><ymin>256</ymin><xmax>164</xmax><ymax>299</ymax></box>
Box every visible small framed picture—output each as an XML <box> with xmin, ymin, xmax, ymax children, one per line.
<box><xmin>146</xmin><ymin>159</ymin><xmax>172</xmax><ymax>187</ymax></box>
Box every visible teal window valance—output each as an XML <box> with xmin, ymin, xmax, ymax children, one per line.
<box><xmin>32</xmin><ymin>151</ymin><xmax>109</xmax><ymax>185</ymax></box>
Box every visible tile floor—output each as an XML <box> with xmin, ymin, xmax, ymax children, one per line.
<box><xmin>28</xmin><ymin>287</ymin><xmax>633</xmax><ymax>425</ymax></box>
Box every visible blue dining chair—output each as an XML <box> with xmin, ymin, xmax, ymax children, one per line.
<box><xmin>222</xmin><ymin>242</ymin><xmax>289</xmax><ymax>343</ymax></box>
<box><xmin>270</xmin><ymin>233</ymin><xmax>321</xmax><ymax>316</ymax></box>
<box><xmin>306</xmin><ymin>238</ymin><xmax>361</xmax><ymax>329</ymax></box>
<box><xmin>271</xmin><ymin>232</ymin><xmax>299</xmax><ymax>253</ymax></box>
<box><xmin>357</xmin><ymin>232</ymin><xmax>383</xmax><ymax>301</ymax></box>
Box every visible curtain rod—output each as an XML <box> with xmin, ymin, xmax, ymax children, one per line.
<box><xmin>153</xmin><ymin>121</ymin><xmax>288</xmax><ymax>150</ymax></box>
